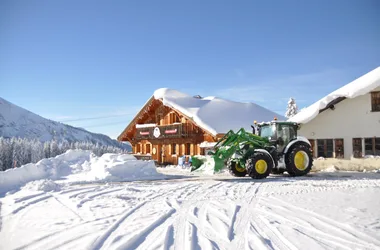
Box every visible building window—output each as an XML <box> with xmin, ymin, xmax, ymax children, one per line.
<box><xmin>308</xmin><ymin>139</ymin><xmax>315</xmax><ymax>157</ymax></box>
<box><xmin>352</xmin><ymin>138</ymin><xmax>362</xmax><ymax>158</ymax></box>
<box><xmin>364</xmin><ymin>137</ymin><xmax>380</xmax><ymax>156</ymax></box>
<box><xmin>136</xmin><ymin>144</ymin><xmax>141</xmax><ymax>153</ymax></box>
<box><xmin>171</xmin><ymin>143</ymin><xmax>176</xmax><ymax>155</ymax></box>
<box><xmin>335</xmin><ymin>139</ymin><xmax>344</xmax><ymax>158</ymax></box>
<box><xmin>317</xmin><ymin>139</ymin><xmax>333</xmax><ymax>158</ymax></box>
<box><xmin>146</xmin><ymin>144</ymin><xmax>151</xmax><ymax>154</ymax></box>
<box><xmin>371</xmin><ymin>92</ymin><xmax>380</xmax><ymax>112</ymax></box>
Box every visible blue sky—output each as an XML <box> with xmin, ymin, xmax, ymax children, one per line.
<box><xmin>1</xmin><ymin>0</ymin><xmax>379</xmax><ymax>139</ymax></box>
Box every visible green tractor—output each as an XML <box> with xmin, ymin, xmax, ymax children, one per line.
<box><xmin>192</xmin><ymin>121</ymin><xmax>313</xmax><ymax>179</ymax></box>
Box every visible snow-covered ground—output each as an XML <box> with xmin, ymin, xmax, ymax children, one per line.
<box><xmin>1</xmin><ymin>151</ymin><xmax>380</xmax><ymax>250</ymax></box>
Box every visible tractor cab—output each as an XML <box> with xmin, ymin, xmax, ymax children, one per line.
<box><xmin>257</xmin><ymin>121</ymin><xmax>299</xmax><ymax>152</ymax></box>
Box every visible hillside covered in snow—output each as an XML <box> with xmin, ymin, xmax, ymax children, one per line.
<box><xmin>0</xmin><ymin>97</ymin><xmax>130</xmax><ymax>150</ymax></box>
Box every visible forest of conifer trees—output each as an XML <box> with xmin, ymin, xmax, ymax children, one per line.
<box><xmin>0</xmin><ymin>137</ymin><xmax>129</xmax><ymax>171</ymax></box>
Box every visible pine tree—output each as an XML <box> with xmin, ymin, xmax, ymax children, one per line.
<box><xmin>285</xmin><ymin>97</ymin><xmax>298</xmax><ymax>118</ymax></box>
<box><xmin>44</xmin><ymin>141</ymin><xmax>51</xmax><ymax>158</ymax></box>
<box><xmin>50</xmin><ymin>140</ymin><xmax>60</xmax><ymax>157</ymax></box>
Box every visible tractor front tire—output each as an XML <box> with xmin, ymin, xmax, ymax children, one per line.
<box><xmin>227</xmin><ymin>160</ymin><xmax>247</xmax><ymax>177</ymax></box>
<box><xmin>246</xmin><ymin>152</ymin><xmax>273</xmax><ymax>179</ymax></box>
<box><xmin>285</xmin><ymin>144</ymin><xmax>313</xmax><ymax>177</ymax></box>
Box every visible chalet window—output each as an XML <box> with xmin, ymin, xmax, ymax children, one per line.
<box><xmin>169</xmin><ymin>112</ymin><xmax>180</xmax><ymax>123</ymax></box>
<box><xmin>171</xmin><ymin>143</ymin><xmax>176</xmax><ymax>155</ymax></box>
<box><xmin>146</xmin><ymin>144</ymin><xmax>151</xmax><ymax>154</ymax></box>
<box><xmin>317</xmin><ymin>139</ymin><xmax>333</xmax><ymax>158</ymax></box>
<box><xmin>136</xmin><ymin>144</ymin><xmax>141</xmax><ymax>153</ymax></box>
<box><xmin>364</xmin><ymin>137</ymin><xmax>380</xmax><ymax>156</ymax></box>
<box><xmin>335</xmin><ymin>139</ymin><xmax>344</xmax><ymax>158</ymax></box>
<box><xmin>352</xmin><ymin>138</ymin><xmax>362</xmax><ymax>158</ymax></box>
<box><xmin>371</xmin><ymin>92</ymin><xmax>380</xmax><ymax>112</ymax></box>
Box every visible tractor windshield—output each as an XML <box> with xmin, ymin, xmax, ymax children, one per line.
<box><xmin>259</xmin><ymin>124</ymin><xmax>275</xmax><ymax>139</ymax></box>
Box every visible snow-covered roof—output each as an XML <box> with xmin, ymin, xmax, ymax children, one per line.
<box><xmin>289</xmin><ymin>67</ymin><xmax>380</xmax><ymax>124</ymax></box>
<box><xmin>153</xmin><ymin>88</ymin><xmax>284</xmax><ymax>136</ymax></box>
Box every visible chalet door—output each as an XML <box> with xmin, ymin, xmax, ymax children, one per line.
<box><xmin>152</xmin><ymin>144</ymin><xmax>160</xmax><ymax>162</ymax></box>
<box><xmin>157</xmin><ymin>144</ymin><xmax>162</xmax><ymax>163</ymax></box>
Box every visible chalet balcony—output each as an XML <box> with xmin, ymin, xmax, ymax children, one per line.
<box><xmin>135</xmin><ymin>123</ymin><xmax>197</xmax><ymax>140</ymax></box>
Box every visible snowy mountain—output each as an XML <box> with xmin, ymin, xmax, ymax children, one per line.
<box><xmin>0</xmin><ymin>97</ymin><xmax>130</xmax><ymax>150</ymax></box>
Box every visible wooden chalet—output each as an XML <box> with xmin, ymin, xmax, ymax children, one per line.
<box><xmin>117</xmin><ymin>97</ymin><xmax>223</xmax><ymax>165</ymax></box>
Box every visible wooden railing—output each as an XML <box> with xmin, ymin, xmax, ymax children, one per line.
<box><xmin>135</xmin><ymin>123</ymin><xmax>197</xmax><ymax>139</ymax></box>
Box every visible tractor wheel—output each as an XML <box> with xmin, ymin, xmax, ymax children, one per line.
<box><xmin>245</xmin><ymin>152</ymin><xmax>273</xmax><ymax>179</ymax></box>
<box><xmin>285</xmin><ymin>144</ymin><xmax>313</xmax><ymax>176</ymax></box>
<box><xmin>227</xmin><ymin>160</ymin><xmax>247</xmax><ymax>177</ymax></box>
<box><xmin>271</xmin><ymin>168</ymin><xmax>285</xmax><ymax>175</ymax></box>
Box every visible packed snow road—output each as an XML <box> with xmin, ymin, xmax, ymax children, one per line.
<box><xmin>1</xmin><ymin>172</ymin><xmax>380</xmax><ymax>250</ymax></box>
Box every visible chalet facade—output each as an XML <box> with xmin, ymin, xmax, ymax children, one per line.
<box><xmin>289</xmin><ymin>67</ymin><xmax>380</xmax><ymax>159</ymax></box>
<box><xmin>117</xmin><ymin>98</ymin><xmax>220</xmax><ymax>165</ymax></box>
<box><xmin>118</xmin><ymin>88</ymin><xmax>283</xmax><ymax>165</ymax></box>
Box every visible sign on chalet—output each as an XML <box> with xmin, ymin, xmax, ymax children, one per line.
<box><xmin>117</xmin><ymin>88</ymin><xmax>283</xmax><ymax>165</ymax></box>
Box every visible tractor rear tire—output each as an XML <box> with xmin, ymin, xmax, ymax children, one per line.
<box><xmin>227</xmin><ymin>160</ymin><xmax>247</xmax><ymax>177</ymax></box>
<box><xmin>245</xmin><ymin>151</ymin><xmax>273</xmax><ymax>179</ymax></box>
<box><xmin>285</xmin><ymin>144</ymin><xmax>313</xmax><ymax>177</ymax></box>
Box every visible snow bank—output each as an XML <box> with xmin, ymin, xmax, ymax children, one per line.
<box><xmin>153</xmin><ymin>88</ymin><xmax>284</xmax><ymax>135</ymax></box>
<box><xmin>289</xmin><ymin>67</ymin><xmax>380</xmax><ymax>124</ymax></box>
<box><xmin>312</xmin><ymin>157</ymin><xmax>380</xmax><ymax>172</ymax></box>
<box><xmin>0</xmin><ymin>150</ymin><xmax>165</xmax><ymax>194</ymax></box>
<box><xmin>79</xmin><ymin>153</ymin><xmax>163</xmax><ymax>182</ymax></box>
<box><xmin>22</xmin><ymin>179</ymin><xmax>62</xmax><ymax>192</ymax></box>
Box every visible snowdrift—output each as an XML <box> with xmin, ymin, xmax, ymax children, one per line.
<box><xmin>312</xmin><ymin>157</ymin><xmax>380</xmax><ymax>172</ymax></box>
<box><xmin>0</xmin><ymin>150</ymin><xmax>164</xmax><ymax>194</ymax></box>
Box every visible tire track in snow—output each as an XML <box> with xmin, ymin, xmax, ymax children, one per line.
<box><xmin>76</xmin><ymin>187</ymin><xmax>124</xmax><ymax>208</ymax></box>
<box><xmin>230</xmin><ymin>182</ymin><xmax>261</xmax><ymax>249</ymax></box>
<box><xmin>170</xmin><ymin>181</ymin><xmax>245</xmax><ymax>249</ymax></box>
<box><xmin>115</xmin><ymin>207</ymin><xmax>176</xmax><ymax>249</ymax></box>
<box><xmin>51</xmin><ymin>194</ymin><xmax>84</xmax><ymax>221</ymax></box>
<box><xmin>258</xmin><ymin>206</ymin><xmax>369</xmax><ymax>250</ymax></box>
<box><xmin>14</xmin><ymin>192</ymin><xmax>46</xmax><ymax>203</ymax></box>
<box><xmin>251</xmin><ymin>214</ymin><xmax>298</xmax><ymax>250</ymax></box>
<box><xmin>89</xmin><ymin>201</ymin><xmax>147</xmax><ymax>250</ymax></box>
<box><xmin>67</xmin><ymin>187</ymin><xmax>101</xmax><ymax>199</ymax></box>
<box><xmin>12</xmin><ymin>194</ymin><xmax>51</xmax><ymax>214</ymax></box>
<box><xmin>87</xmin><ymin>182</ymin><xmax>202</xmax><ymax>250</ymax></box>
<box><xmin>59</xmin><ymin>186</ymin><xmax>97</xmax><ymax>195</ymax></box>
<box><xmin>185</xmin><ymin>221</ymin><xmax>220</xmax><ymax>250</ymax></box>
<box><xmin>263</xmin><ymin>196</ymin><xmax>380</xmax><ymax>249</ymax></box>
<box><xmin>13</xmin><ymin>213</ymin><xmax>123</xmax><ymax>250</ymax></box>
<box><xmin>231</xmin><ymin>182</ymin><xmax>298</xmax><ymax>250</ymax></box>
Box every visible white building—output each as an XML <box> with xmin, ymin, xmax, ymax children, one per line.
<box><xmin>289</xmin><ymin>67</ymin><xmax>380</xmax><ymax>159</ymax></box>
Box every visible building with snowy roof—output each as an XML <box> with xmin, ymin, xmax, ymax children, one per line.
<box><xmin>289</xmin><ymin>66</ymin><xmax>380</xmax><ymax>159</ymax></box>
<box><xmin>118</xmin><ymin>88</ymin><xmax>284</xmax><ymax>165</ymax></box>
